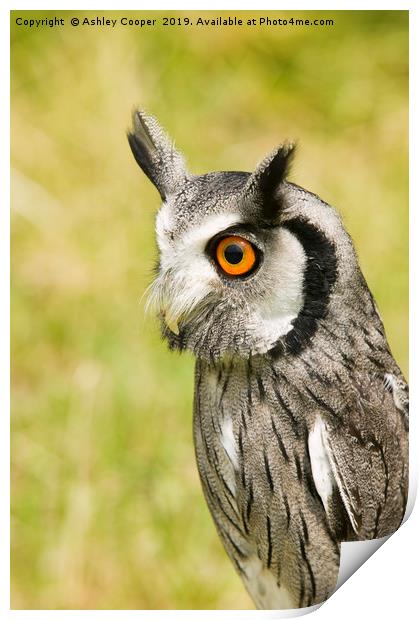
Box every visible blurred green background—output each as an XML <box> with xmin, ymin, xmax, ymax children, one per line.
<box><xmin>11</xmin><ymin>10</ymin><xmax>408</xmax><ymax>610</ymax></box>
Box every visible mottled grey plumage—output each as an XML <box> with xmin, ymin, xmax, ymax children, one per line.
<box><xmin>128</xmin><ymin>110</ymin><xmax>408</xmax><ymax>609</ymax></box>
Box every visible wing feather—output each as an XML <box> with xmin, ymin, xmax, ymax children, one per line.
<box><xmin>309</xmin><ymin>375</ymin><xmax>408</xmax><ymax>540</ymax></box>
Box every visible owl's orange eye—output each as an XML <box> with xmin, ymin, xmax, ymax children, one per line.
<box><xmin>215</xmin><ymin>236</ymin><xmax>257</xmax><ymax>276</ymax></box>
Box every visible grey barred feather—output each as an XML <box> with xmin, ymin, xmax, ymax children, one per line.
<box><xmin>128</xmin><ymin>111</ymin><xmax>408</xmax><ymax>609</ymax></box>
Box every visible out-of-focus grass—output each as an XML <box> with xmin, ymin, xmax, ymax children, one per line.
<box><xmin>11</xmin><ymin>10</ymin><xmax>408</xmax><ymax>610</ymax></box>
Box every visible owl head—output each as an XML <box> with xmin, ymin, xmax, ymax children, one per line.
<box><xmin>128</xmin><ymin>111</ymin><xmax>362</xmax><ymax>362</ymax></box>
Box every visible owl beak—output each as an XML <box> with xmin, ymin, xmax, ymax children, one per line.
<box><xmin>164</xmin><ymin>314</ymin><xmax>180</xmax><ymax>335</ymax></box>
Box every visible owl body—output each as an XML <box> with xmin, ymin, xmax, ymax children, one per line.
<box><xmin>128</xmin><ymin>112</ymin><xmax>408</xmax><ymax>609</ymax></box>
<box><xmin>194</xmin><ymin>318</ymin><xmax>407</xmax><ymax>609</ymax></box>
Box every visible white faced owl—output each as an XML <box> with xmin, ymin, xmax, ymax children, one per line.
<box><xmin>128</xmin><ymin>110</ymin><xmax>408</xmax><ymax>610</ymax></box>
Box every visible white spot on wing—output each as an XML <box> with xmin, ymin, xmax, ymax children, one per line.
<box><xmin>220</xmin><ymin>416</ymin><xmax>238</xmax><ymax>471</ymax></box>
<box><xmin>308</xmin><ymin>417</ymin><xmax>334</xmax><ymax>512</ymax></box>
<box><xmin>384</xmin><ymin>372</ymin><xmax>395</xmax><ymax>391</ymax></box>
<box><xmin>242</xmin><ymin>555</ymin><xmax>294</xmax><ymax>609</ymax></box>
<box><xmin>317</xmin><ymin>419</ymin><xmax>360</xmax><ymax>533</ymax></box>
<box><xmin>384</xmin><ymin>372</ymin><xmax>405</xmax><ymax>411</ymax></box>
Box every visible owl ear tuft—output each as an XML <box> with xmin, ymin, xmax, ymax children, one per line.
<box><xmin>243</xmin><ymin>143</ymin><xmax>295</xmax><ymax>222</ymax></box>
<box><xmin>127</xmin><ymin>110</ymin><xmax>189</xmax><ymax>200</ymax></box>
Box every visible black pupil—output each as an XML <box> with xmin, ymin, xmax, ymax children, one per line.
<box><xmin>224</xmin><ymin>243</ymin><xmax>244</xmax><ymax>264</ymax></box>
